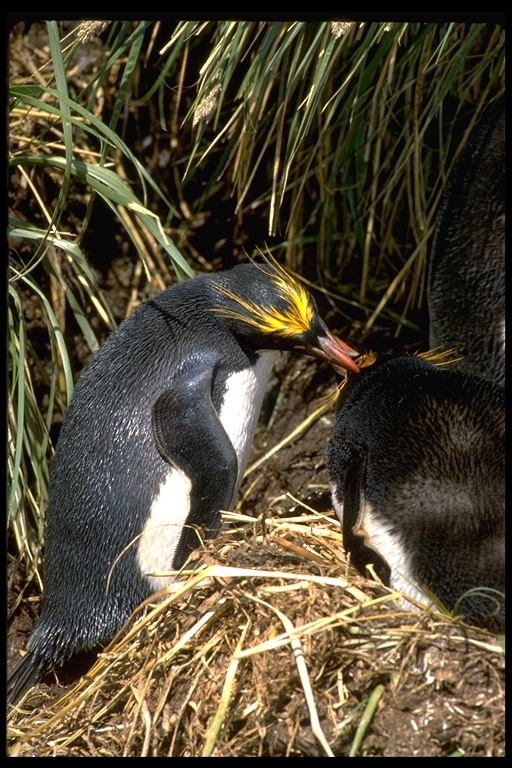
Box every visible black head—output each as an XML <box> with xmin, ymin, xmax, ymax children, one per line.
<box><xmin>331</xmin><ymin>348</ymin><xmax>462</xmax><ymax>412</ymax></box>
<box><xmin>210</xmin><ymin>261</ymin><xmax>360</xmax><ymax>375</ymax></box>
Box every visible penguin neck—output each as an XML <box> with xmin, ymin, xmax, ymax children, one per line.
<box><xmin>219</xmin><ymin>349</ymin><xmax>279</xmax><ymax>496</ymax></box>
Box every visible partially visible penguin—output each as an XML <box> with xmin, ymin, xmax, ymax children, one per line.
<box><xmin>325</xmin><ymin>351</ymin><xmax>505</xmax><ymax>632</ymax></box>
<box><xmin>8</xmin><ymin>259</ymin><xmax>359</xmax><ymax>705</ymax></box>
<box><xmin>427</xmin><ymin>97</ymin><xmax>505</xmax><ymax>386</ymax></box>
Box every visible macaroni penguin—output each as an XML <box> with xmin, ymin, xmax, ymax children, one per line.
<box><xmin>8</xmin><ymin>260</ymin><xmax>359</xmax><ymax>705</ymax></box>
<box><xmin>427</xmin><ymin>97</ymin><xmax>505</xmax><ymax>386</ymax></box>
<box><xmin>326</xmin><ymin>352</ymin><xmax>505</xmax><ymax>632</ymax></box>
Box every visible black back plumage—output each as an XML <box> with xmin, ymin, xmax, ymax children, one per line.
<box><xmin>8</xmin><ymin>274</ymin><xmax>236</xmax><ymax>702</ymax></box>
<box><xmin>8</xmin><ymin>263</ymin><xmax>358</xmax><ymax>705</ymax></box>
<box><xmin>427</xmin><ymin>97</ymin><xmax>505</xmax><ymax>386</ymax></box>
<box><xmin>326</xmin><ymin>353</ymin><xmax>505</xmax><ymax>632</ymax></box>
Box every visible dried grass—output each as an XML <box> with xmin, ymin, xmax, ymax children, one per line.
<box><xmin>8</xmin><ymin>509</ymin><xmax>505</xmax><ymax>757</ymax></box>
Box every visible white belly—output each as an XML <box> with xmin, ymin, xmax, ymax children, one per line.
<box><xmin>332</xmin><ymin>489</ymin><xmax>432</xmax><ymax>612</ymax></box>
<box><xmin>354</xmin><ymin>500</ymin><xmax>432</xmax><ymax>611</ymax></box>
<box><xmin>137</xmin><ymin>467</ymin><xmax>192</xmax><ymax>589</ymax></box>
<box><xmin>138</xmin><ymin>351</ymin><xmax>277</xmax><ymax>589</ymax></box>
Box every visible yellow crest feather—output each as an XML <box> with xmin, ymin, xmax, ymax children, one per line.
<box><xmin>212</xmin><ymin>250</ymin><xmax>315</xmax><ymax>337</ymax></box>
<box><xmin>331</xmin><ymin>347</ymin><xmax>461</xmax><ymax>403</ymax></box>
<box><xmin>416</xmin><ymin>347</ymin><xmax>464</xmax><ymax>366</ymax></box>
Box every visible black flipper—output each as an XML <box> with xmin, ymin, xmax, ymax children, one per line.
<box><xmin>151</xmin><ymin>363</ymin><xmax>239</xmax><ymax>569</ymax></box>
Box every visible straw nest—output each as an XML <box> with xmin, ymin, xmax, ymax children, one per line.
<box><xmin>8</xmin><ymin>506</ymin><xmax>505</xmax><ymax>758</ymax></box>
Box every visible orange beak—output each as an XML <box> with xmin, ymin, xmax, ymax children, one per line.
<box><xmin>299</xmin><ymin>332</ymin><xmax>360</xmax><ymax>375</ymax></box>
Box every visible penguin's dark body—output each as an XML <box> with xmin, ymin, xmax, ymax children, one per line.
<box><xmin>427</xmin><ymin>97</ymin><xmax>505</xmax><ymax>386</ymax></box>
<box><xmin>326</xmin><ymin>353</ymin><xmax>505</xmax><ymax>632</ymax></box>
<box><xmin>8</xmin><ymin>262</ymin><xmax>358</xmax><ymax>705</ymax></box>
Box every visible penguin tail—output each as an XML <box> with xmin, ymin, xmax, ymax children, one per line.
<box><xmin>7</xmin><ymin>650</ymin><xmax>47</xmax><ymax>707</ymax></box>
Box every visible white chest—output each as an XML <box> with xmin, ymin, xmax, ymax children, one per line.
<box><xmin>138</xmin><ymin>350</ymin><xmax>278</xmax><ymax>589</ymax></box>
<box><xmin>218</xmin><ymin>351</ymin><xmax>278</xmax><ymax>490</ymax></box>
